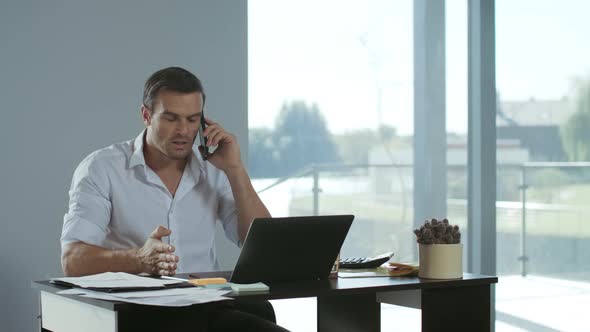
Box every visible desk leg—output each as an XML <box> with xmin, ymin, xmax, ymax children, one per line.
<box><xmin>421</xmin><ymin>285</ymin><xmax>491</xmax><ymax>332</ymax></box>
<box><xmin>317</xmin><ymin>293</ymin><xmax>380</xmax><ymax>332</ymax></box>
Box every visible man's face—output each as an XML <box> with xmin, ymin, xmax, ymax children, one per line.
<box><xmin>142</xmin><ymin>90</ymin><xmax>203</xmax><ymax>161</ymax></box>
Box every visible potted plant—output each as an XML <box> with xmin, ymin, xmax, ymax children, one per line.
<box><xmin>414</xmin><ymin>218</ymin><xmax>463</xmax><ymax>279</ymax></box>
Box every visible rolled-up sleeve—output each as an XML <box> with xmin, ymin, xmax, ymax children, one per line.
<box><xmin>61</xmin><ymin>154</ymin><xmax>112</xmax><ymax>249</ymax></box>
<box><xmin>217</xmin><ymin>174</ymin><xmax>240</xmax><ymax>246</ymax></box>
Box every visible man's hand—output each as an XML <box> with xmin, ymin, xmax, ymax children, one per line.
<box><xmin>136</xmin><ymin>226</ymin><xmax>179</xmax><ymax>276</ymax></box>
<box><xmin>200</xmin><ymin>118</ymin><xmax>242</xmax><ymax>172</ymax></box>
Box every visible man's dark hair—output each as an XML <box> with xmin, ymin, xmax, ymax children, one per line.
<box><xmin>143</xmin><ymin>66</ymin><xmax>206</xmax><ymax>110</ymax></box>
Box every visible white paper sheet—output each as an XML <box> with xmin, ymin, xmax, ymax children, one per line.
<box><xmin>98</xmin><ymin>287</ymin><xmax>230</xmax><ymax>299</ymax></box>
<box><xmin>51</xmin><ymin>272</ymin><xmax>181</xmax><ymax>289</ymax></box>
<box><xmin>338</xmin><ymin>271</ymin><xmax>392</xmax><ymax>278</ymax></box>
<box><xmin>57</xmin><ymin>287</ymin><xmax>233</xmax><ymax>307</ymax></box>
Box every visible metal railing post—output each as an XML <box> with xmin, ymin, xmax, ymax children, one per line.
<box><xmin>518</xmin><ymin>165</ymin><xmax>529</xmax><ymax>276</ymax></box>
<box><xmin>312</xmin><ymin>164</ymin><xmax>321</xmax><ymax>216</ymax></box>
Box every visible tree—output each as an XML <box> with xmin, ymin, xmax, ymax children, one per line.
<box><xmin>561</xmin><ymin>79</ymin><xmax>590</xmax><ymax>161</ymax></box>
<box><xmin>248</xmin><ymin>127</ymin><xmax>281</xmax><ymax>178</ymax></box>
<box><xmin>272</xmin><ymin>101</ymin><xmax>340</xmax><ymax>176</ymax></box>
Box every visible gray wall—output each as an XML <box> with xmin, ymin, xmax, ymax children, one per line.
<box><xmin>0</xmin><ymin>1</ymin><xmax>246</xmax><ymax>331</ymax></box>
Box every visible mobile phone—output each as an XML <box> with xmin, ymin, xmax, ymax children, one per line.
<box><xmin>198</xmin><ymin>111</ymin><xmax>209</xmax><ymax>160</ymax></box>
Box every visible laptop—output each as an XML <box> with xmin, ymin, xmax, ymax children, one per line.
<box><xmin>228</xmin><ymin>215</ymin><xmax>354</xmax><ymax>284</ymax></box>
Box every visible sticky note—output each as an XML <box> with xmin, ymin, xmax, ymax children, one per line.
<box><xmin>230</xmin><ymin>282</ymin><xmax>269</xmax><ymax>292</ymax></box>
<box><xmin>188</xmin><ymin>277</ymin><xmax>227</xmax><ymax>286</ymax></box>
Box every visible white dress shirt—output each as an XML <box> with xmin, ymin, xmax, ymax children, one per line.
<box><xmin>61</xmin><ymin>130</ymin><xmax>240</xmax><ymax>273</ymax></box>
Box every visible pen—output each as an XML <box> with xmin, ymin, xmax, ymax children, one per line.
<box><xmin>160</xmin><ymin>275</ymin><xmax>189</xmax><ymax>282</ymax></box>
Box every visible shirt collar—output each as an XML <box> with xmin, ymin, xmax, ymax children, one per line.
<box><xmin>128</xmin><ymin>129</ymin><xmax>206</xmax><ymax>179</ymax></box>
<box><xmin>128</xmin><ymin>130</ymin><xmax>147</xmax><ymax>169</ymax></box>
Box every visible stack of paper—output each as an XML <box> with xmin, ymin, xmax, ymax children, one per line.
<box><xmin>51</xmin><ymin>272</ymin><xmax>182</xmax><ymax>289</ymax></box>
<box><xmin>52</xmin><ymin>272</ymin><xmax>234</xmax><ymax>307</ymax></box>
<box><xmin>57</xmin><ymin>287</ymin><xmax>233</xmax><ymax>307</ymax></box>
<box><xmin>229</xmin><ymin>282</ymin><xmax>269</xmax><ymax>293</ymax></box>
<box><xmin>338</xmin><ymin>262</ymin><xmax>419</xmax><ymax>278</ymax></box>
<box><xmin>338</xmin><ymin>269</ymin><xmax>391</xmax><ymax>278</ymax></box>
<box><xmin>380</xmin><ymin>262</ymin><xmax>419</xmax><ymax>276</ymax></box>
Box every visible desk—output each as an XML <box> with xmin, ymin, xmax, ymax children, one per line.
<box><xmin>34</xmin><ymin>273</ymin><xmax>497</xmax><ymax>332</ymax></box>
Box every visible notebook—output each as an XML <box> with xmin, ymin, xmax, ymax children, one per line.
<box><xmin>228</xmin><ymin>215</ymin><xmax>354</xmax><ymax>284</ymax></box>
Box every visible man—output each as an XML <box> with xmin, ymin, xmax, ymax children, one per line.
<box><xmin>61</xmin><ymin>67</ymin><xmax>289</xmax><ymax>331</ymax></box>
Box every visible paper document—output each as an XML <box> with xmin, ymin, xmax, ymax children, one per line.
<box><xmin>51</xmin><ymin>272</ymin><xmax>181</xmax><ymax>289</ymax></box>
<box><xmin>338</xmin><ymin>268</ymin><xmax>392</xmax><ymax>278</ymax></box>
<box><xmin>57</xmin><ymin>287</ymin><xmax>233</xmax><ymax>307</ymax></box>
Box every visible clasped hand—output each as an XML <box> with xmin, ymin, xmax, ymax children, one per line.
<box><xmin>136</xmin><ymin>226</ymin><xmax>179</xmax><ymax>276</ymax></box>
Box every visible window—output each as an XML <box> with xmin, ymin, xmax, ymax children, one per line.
<box><xmin>249</xmin><ymin>1</ymin><xmax>419</xmax><ymax>329</ymax></box>
<box><xmin>248</xmin><ymin>1</ymin><xmax>590</xmax><ymax>331</ymax></box>
<box><xmin>496</xmin><ymin>1</ymin><xmax>590</xmax><ymax>331</ymax></box>
<box><xmin>248</xmin><ymin>0</ymin><xmax>415</xmax><ymax>261</ymax></box>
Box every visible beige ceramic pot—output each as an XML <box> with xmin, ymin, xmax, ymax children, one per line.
<box><xmin>418</xmin><ymin>243</ymin><xmax>463</xmax><ymax>279</ymax></box>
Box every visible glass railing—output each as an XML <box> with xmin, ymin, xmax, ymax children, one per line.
<box><xmin>253</xmin><ymin>162</ymin><xmax>590</xmax><ymax>280</ymax></box>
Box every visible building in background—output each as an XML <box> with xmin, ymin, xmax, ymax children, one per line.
<box><xmin>497</xmin><ymin>97</ymin><xmax>574</xmax><ymax>161</ymax></box>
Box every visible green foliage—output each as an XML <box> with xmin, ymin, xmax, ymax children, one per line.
<box><xmin>248</xmin><ymin>128</ymin><xmax>281</xmax><ymax>178</ymax></box>
<box><xmin>561</xmin><ymin>79</ymin><xmax>590</xmax><ymax>161</ymax></box>
<box><xmin>272</xmin><ymin>101</ymin><xmax>341</xmax><ymax>175</ymax></box>
<box><xmin>248</xmin><ymin>101</ymin><xmax>340</xmax><ymax>178</ymax></box>
<box><xmin>248</xmin><ymin>100</ymin><xmax>399</xmax><ymax>178</ymax></box>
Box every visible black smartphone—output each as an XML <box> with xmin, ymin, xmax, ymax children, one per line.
<box><xmin>198</xmin><ymin>111</ymin><xmax>209</xmax><ymax>160</ymax></box>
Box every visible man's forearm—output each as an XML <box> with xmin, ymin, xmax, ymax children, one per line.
<box><xmin>224</xmin><ymin>165</ymin><xmax>271</xmax><ymax>242</ymax></box>
<box><xmin>61</xmin><ymin>242</ymin><xmax>141</xmax><ymax>277</ymax></box>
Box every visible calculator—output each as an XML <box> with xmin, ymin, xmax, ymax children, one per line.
<box><xmin>338</xmin><ymin>252</ymin><xmax>395</xmax><ymax>269</ymax></box>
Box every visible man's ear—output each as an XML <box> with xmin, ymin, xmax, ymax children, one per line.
<box><xmin>141</xmin><ymin>104</ymin><xmax>151</xmax><ymax>126</ymax></box>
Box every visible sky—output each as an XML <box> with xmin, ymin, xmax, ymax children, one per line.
<box><xmin>248</xmin><ymin>0</ymin><xmax>590</xmax><ymax>135</ymax></box>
